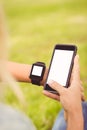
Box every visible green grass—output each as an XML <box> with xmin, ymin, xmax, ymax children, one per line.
<box><xmin>2</xmin><ymin>0</ymin><xmax>87</xmax><ymax>129</ymax></box>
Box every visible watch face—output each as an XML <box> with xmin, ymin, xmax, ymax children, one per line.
<box><xmin>32</xmin><ymin>65</ymin><xmax>43</xmax><ymax>76</ymax></box>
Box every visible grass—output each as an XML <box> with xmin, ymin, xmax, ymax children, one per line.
<box><xmin>2</xmin><ymin>0</ymin><xmax>87</xmax><ymax>129</ymax></box>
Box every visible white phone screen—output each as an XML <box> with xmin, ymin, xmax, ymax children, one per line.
<box><xmin>47</xmin><ymin>50</ymin><xmax>74</xmax><ymax>86</ymax></box>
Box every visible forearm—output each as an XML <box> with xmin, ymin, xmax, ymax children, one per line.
<box><xmin>67</xmin><ymin>106</ymin><xmax>84</xmax><ymax>130</ymax></box>
<box><xmin>7</xmin><ymin>61</ymin><xmax>47</xmax><ymax>85</ymax></box>
<box><xmin>7</xmin><ymin>61</ymin><xmax>32</xmax><ymax>82</ymax></box>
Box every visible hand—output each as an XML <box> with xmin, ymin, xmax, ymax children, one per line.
<box><xmin>43</xmin><ymin>55</ymin><xmax>85</xmax><ymax>119</ymax></box>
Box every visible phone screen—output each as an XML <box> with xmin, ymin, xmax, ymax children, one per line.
<box><xmin>45</xmin><ymin>44</ymin><xmax>77</xmax><ymax>93</ymax></box>
<box><xmin>47</xmin><ymin>50</ymin><xmax>74</xmax><ymax>86</ymax></box>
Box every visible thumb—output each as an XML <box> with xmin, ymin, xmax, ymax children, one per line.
<box><xmin>48</xmin><ymin>80</ymin><xmax>66</xmax><ymax>95</ymax></box>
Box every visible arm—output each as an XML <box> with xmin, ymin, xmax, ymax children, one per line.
<box><xmin>47</xmin><ymin>81</ymin><xmax>84</xmax><ymax>130</ymax></box>
<box><xmin>67</xmin><ymin>108</ymin><xmax>83</xmax><ymax>130</ymax></box>
<box><xmin>7</xmin><ymin>61</ymin><xmax>32</xmax><ymax>82</ymax></box>
<box><xmin>7</xmin><ymin>61</ymin><xmax>48</xmax><ymax>86</ymax></box>
<box><xmin>43</xmin><ymin>55</ymin><xmax>84</xmax><ymax>130</ymax></box>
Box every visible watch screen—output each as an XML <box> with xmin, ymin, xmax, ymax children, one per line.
<box><xmin>32</xmin><ymin>65</ymin><xmax>43</xmax><ymax>76</ymax></box>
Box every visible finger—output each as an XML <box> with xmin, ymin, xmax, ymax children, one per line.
<box><xmin>72</xmin><ymin>55</ymin><xmax>80</xmax><ymax>81</ymax></box>
<box><xmin>64</xmin><ymin>111</ymin><xmax>68</xmax><ymax>121</ymax></box>
<box><xmin>80</xmin><ymin>85</ymin><xmax>84</xmax><ymax>92</ymax></box>
<box><xmin>81</xmin><ymin>92</ymin><xmax>85</xmax><ymax>101</ymax></box>
<box><xmin>71</xmin><ymin>55</ymin><xmax>80</xmax><ymax>81</ymax></box>
<box><xmin>43</xmin><ymin>90</ymin><xmax>60</xmax><ymax>101</ymax></box>
<box><xmin>48</xmin><ymin>80</ymin><xmax>66</xmax><ymax>95</ymax></box>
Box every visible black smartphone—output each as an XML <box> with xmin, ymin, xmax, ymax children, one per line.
<box><xmin>44</xmin><ymin>44</ymin><xmax>77</xmax><ymax>94</ymax></box>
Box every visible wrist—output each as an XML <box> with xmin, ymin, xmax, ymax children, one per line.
<box><xmin>67</xmin><ymin>104</ymin><xmax>84</xmax><ymax>129</ymax></box>
<box><xmin>40</xmin><ymin>68</ymin><xmax>48</xmax><ymax>86</ymax></box>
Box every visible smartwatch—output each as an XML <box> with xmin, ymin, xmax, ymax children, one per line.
<box><xmin>29</xmin><ymin>62</ymin><xmax>46</xmax><ymax>86</ymax></box>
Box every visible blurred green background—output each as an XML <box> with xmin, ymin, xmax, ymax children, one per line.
<box><xmin>2</xmin><ymin>0</ymin><xmax>87</xmax><ymax>130</ymax></box>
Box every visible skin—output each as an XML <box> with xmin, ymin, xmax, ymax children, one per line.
<box><xmin>7</xmin><ymin>61</ymin><xmax>48</xmax><ymax>86</ymax></box>
<box><xmin>43</xmin><ymin>55</ymin><xmax>84</xmax><ymax>130</ymax></box>
<box><xmin>7</xmin><ymin>56</ymin><xmax>84</xmax><ymax>130</ymax></box>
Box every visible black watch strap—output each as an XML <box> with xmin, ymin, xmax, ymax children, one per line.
<box><xmin>32</xmin><ymin>79</ymin><xmax>41</xmax><ymax>86</ymax></box>
<box><xmin>36</xmin><ymin>62</ymin><xmax>45</xmax><ymax>66</ymax></box>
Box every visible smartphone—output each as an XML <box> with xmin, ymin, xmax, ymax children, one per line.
<box><xmin>44</xmin><ymin>44</ymin><xmax>77</xmax><ymax>94</ymax></box>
